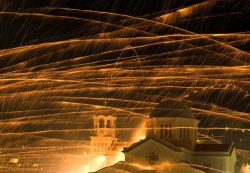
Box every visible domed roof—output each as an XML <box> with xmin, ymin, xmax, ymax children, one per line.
<box><xmin>150</xmin><ymin>98</ymin><xmax>194</xmax><ymax>118</ymax></box>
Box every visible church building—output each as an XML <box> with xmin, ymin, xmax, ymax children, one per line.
<box><xmin>93</xmin><ymin>98</ymin><xmax>237</xmax><ymax>173</ymax></box>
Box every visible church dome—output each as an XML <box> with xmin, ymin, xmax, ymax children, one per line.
<box><xmin>150</xmin><ymin>98</ymin><xmax>194</xmax><ymax>118</ymax></box>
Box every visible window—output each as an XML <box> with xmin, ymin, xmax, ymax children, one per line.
<box><xmin>160</xmin><ymin>125</ymin><xmax>163</xmax><ymax>138</ymax></box>
<box><xmin>106</xmin><ymin>120</ymin><xmax>111</xmax><ymax>128</ymax></box>
<box><xmin>165</xmin><ymin>125</ymin><xmax>168</xmax><ymax>139</ymax></box>
<box><xmin>99</xmin><ymin>119</ymin><xmax>104</xmax><ymax>128</ymax></box>
<box><xmin>164</xmin><ymin>124</ymin><xmax>172</xmax><ymax>139</ymax></box>
<box><xmin>186</xmin><ymin>127</ymin><xmax>189</xmax><ymax>139</ymax></box>
<box><xmin>182</xmin><ymin>126</ymin><xmax>189</xmax><ymax>139</ymax></box>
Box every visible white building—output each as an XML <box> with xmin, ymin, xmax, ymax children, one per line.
<box><xmin>94</xmin><ymin>98</ymin><xmax>237</xmax><ymax>173</ymax></box>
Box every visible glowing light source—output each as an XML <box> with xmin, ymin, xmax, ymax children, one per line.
<box><xmin>115</xmin><ymin>151</ymin><xmax>125</xmax><ymax>162</ymax></box>
<box><xmin>133</xmin><ymin>121</ymin><xmax>146</xmax><ymax>142</ymax></box>
<box><xmin>33</xmin><ymin>163</ymin><xmax>39</xmax><ymax>167</ymax></box>
<box><xmin>97</xmin><ymin>155</ymin><xmax>106</xmax><ymax>163</ymax></box>
<box><xmin>10</xmin><ymin>158</ymin><xmax>19</xmax><ymax>164</ymax></box>
<box><xmin>87</xmin><ymin>155</ymin><xmax>107</xmax><ymax>172</ymax></box>
<box><xmin>241</xmin><ymin>163</ymin><xmax>250</xmax><ymax>173</ymax></box>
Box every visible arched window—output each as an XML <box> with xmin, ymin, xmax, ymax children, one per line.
<box><xmin>106</xmin><ymin>120</ymin><xmax>111</xmax><ymax>128</ymax></box>
<box><xmin>99</xmin><ymin>119</ymin><xmax>104</xmax><ymax>128</ymax></box>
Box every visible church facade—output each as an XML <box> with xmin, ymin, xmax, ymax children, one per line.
<box><xmin>92</xmin><ymin>98</ymin><xmax>237</xmax><ymax>173</ymax></box>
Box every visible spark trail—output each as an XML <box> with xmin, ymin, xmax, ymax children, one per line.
<box><xmin>0</xmin><ymin>1</ymin><xmax>249</xmax><ymax>172</ymax></box>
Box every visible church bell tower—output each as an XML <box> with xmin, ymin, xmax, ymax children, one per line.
<box><xmin>90</xmin><ymin>112</ymin><xmax>117</xmax><ymax>154</ymax></box>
